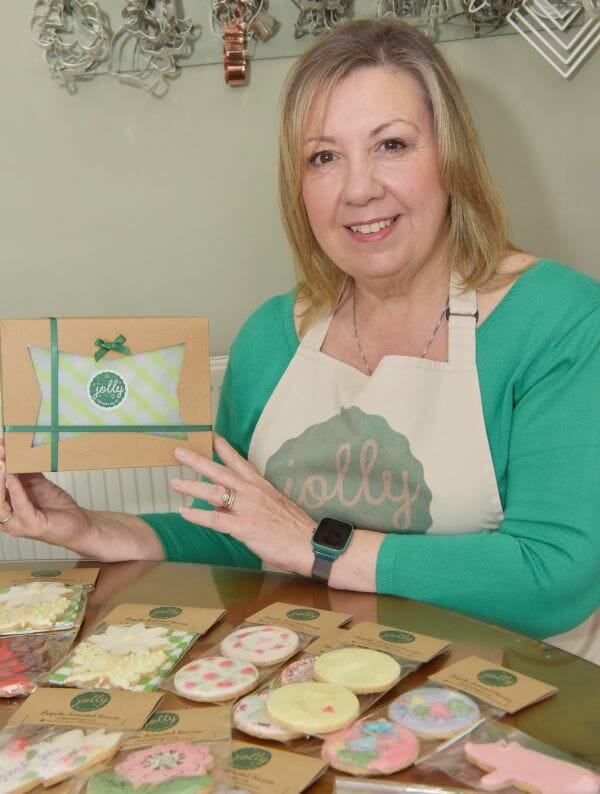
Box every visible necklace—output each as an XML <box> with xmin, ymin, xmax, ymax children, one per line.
<box><xmin>351</xmin><ymin>283</ymin><xmax>450</xmax><ymax>375</ymax></box>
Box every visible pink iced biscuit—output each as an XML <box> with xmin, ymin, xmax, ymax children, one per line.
<box><xmin>322</xmin><ymin>718</ymin><xmax>420</xmax><ymax>776</ymax></box>
<box><xmin>280</xmin><ymin>656</ymin><xmax>316</xmax><ymax>684</ymax></box>
<box><xmin>464</xmin><ymin>740</ymin><xmax>600</xmax><ymax>794</ymax></box>
<box><xmin>220</xmin><ymin>625</ymin><xmax>300</xmax><ymax>667</ymax></box>
<box><xmin>115</xmin><ymin>741</ymin><xmax>214</xmax><ymax>785</ymax></box>
<box><xmin>173</xmin><ymin>655</ymin><xmax>259</xmax><ymax>702</ymax></box>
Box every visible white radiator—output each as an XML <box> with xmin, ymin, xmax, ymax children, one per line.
<box><xmin>0</xmin><ymin>356</ymin><xmax>228</xmax><ymax>562</ymax></box>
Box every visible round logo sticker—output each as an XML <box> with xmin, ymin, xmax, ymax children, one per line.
<box><xmin>286</xmin><ymin>608</ymin><xmax>320</xmax><ymax>622</ymax></box>
<box><xmin>148</xmin><ymin>607</ymin><xmax>182</xmax><ymax>620</ymax></box>
<box><xmin>31</xmin><ymin>570</ymin><xmax>61</xmax><ymax>578</ymax></box>
<box><xmin>230</xmin><ymin>747</ymin><xmax>271</xmax><ymax>770</ymax></box>
<box><xmin>88</xmin><ymin>371</ymin><xmax>127</xmax><ymax>410</ymax></box>
<box><xmin>71</xmin><ymin>692</ymin><xmax>112</xmax><ymax>712</ymax></box>
<box><xmin>477</xmin><ymin>669</ymin><xmax>518</xmax><ymax>687</ymax></box>
<box><xmin>143</xmin><ymin>712</ymin><xmax>180</xmax><ymax>732</ymax></box>
<box><xmin>378</xmin><ymin>630</ymin><xmax>416</xmax><ymax>645</ymax></box>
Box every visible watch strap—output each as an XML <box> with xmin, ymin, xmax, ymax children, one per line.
<box><xmin>311</xmin><ymin>555</ymin><xmax>334</xmax><ymax>583</ymax></box>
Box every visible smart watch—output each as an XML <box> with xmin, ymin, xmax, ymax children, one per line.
<box><xmin>311</xmin><ymin>517</ymin><xmax>354</xmax><ymax>583</ymax></box>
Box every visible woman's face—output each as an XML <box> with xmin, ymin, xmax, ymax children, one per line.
<box><xmin>301</xmin><ymin>66</ymin><xmax>450</xmax><ymax>289</ymax></box>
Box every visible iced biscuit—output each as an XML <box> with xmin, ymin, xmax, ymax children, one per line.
<box><xmin>0</xmin><ymin>582</ymin><xmax>79</xmax><ymax>633</ymax></box>
<box><xmin>88</xmin><ymin>623</ymin><xmax>171</xmax><ymax>656</ymax></box>
<box><xmin>280</xmin><ymin>656</ymin><xmax>316</xmax><ymax>685</ymax></box>
<box><xmin>464</xmin><ymin>740</ymin><xmax>600</xmax><ymax>794</ymax></box>
<box><xmin>322</xmin><ymin>718</ymin><xmax>420</xmax><ymax>776</ymax></box>
<box><xmin>266</xmin><ymin>682</ymin><xmax>360</xmax><ymax>735</ymax></box>
<box><xmin>220</xmin><ymin>625</ymin><xmax>300</xmax><ymax>667</ymax></box>
<box><xmin>314</xmin><ymin>647</ymin><xmax>401</xmax><ymax>694</ymax></box>
<box><xmin>233</xmin><ymin>689</ymin><xmax>303</xmax><ymax>741</ymax></box>
<box><xmin>388</xmin><ymin>686</ymin><xmax>481</xmax><ymax>739</ymax></box>
<box><xmin>34</xmin><ymin>729</ymin><xmax>122</xmax><ymax>787</ymax></box>
<box><xmin>87</xmin><ymin>741</ymin><xmax>215</xmax><ymax>793</ymax></box>
<box><xmin>174</xmin><ymin>656</ymin><xmax>259</xmax><ymax>702</ymax></box>
<box><xmin>64</xmin><ymin>641</ymin><xmax>167</xmax><ymax>689</ymax></box>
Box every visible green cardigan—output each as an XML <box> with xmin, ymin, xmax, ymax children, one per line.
<box><xmin>142</xmin><ymin>260</ymin><xmax>600</xmax><ymax>639</ymax></box>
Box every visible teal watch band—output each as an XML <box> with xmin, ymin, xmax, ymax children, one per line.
<box><xmin>311</xmin><ymin>554</ymin><xmax>335</xmax><ymax>582</ymax></box>
<box><xmin>311</xmin><ymin>517</ymin><xmax>354</xmax><ymax>583</ymax></box>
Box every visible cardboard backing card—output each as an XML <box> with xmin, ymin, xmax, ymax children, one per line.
<box><xmin>0</xmin><ymin>316</ymin><xmax>212</xmax><ymax>472</ymax></box>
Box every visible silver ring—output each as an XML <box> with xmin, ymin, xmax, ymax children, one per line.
<box><xmin>0</xmin><ymin>508</ymin><xmax>14</xmax><ymax>524</ymax></box>
<box><xmin>221</xmin><ymin>487</ymin><xmax>236</xmax><ymax>511</ymax></box>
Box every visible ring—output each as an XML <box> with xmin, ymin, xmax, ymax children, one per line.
<box><xmin>0</xmin><ymin>508</ymin><xmax>14</xmax><ymax>524</ymax></box>
<box><xmin>221</xmin><ymin>487</ymin><xmax>236</xmax><ymax>511</ymax></box>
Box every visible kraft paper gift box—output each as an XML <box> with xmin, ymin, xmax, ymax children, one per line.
<box><xmin>0</xmin><ymin>317</ymin><xmax>212</xmax><ymax>472</ymax></box>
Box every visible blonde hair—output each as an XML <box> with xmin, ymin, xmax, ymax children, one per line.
<box><xmin>277</xmin><ymin>19</ymin><xmax>515</xmax><ymax>333</ymax></box>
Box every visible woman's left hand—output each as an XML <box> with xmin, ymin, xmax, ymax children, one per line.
<box><xmin>170</xmin><ymin>435</ymin><xmax>315</xmax><ymax>576</ymax></box>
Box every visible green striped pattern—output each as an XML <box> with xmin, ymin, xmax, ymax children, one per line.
<box><xmin>29</xmin><ymin>344</ymin><xmax>187</xmax><ymax>445</ymax></box>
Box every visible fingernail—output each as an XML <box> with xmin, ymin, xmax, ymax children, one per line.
<box><xmin>170</xmin><ymin>478</ymin><xmax>182</xmax><ymax>488</ymax></box>
<box><xmin>175</xmin><ymin>447</ymin><xmax>191</xmax><ymax>460</ymax></box>
<box><xmin>5</xmin><ymin>475</ymin><xmax>13</xmax><ymax>488</ymax></box>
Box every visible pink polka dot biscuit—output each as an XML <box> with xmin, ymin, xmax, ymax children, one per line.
<box><xmin>280</xmin><ymin>655</ymin><xmax>316</xmax><ymax>685</ymax></box>
<box><xmin>220</xmin><ymin>625</ymin><xmax>300</xmax><ymax>667</ymax></box>
<box><xmin>233</xmin><ymin>689</ymin><xmax>303</xmax><ymax>741</ymax></box>
<box><xmin>173</xmin><ymin>656</ymin><xmax>259</xmax><ymax>702</ymax></box>
<box><xmin>322</xmin><ymin>718</ymin><xmax>420</xmax><ymax>776</ymax></box>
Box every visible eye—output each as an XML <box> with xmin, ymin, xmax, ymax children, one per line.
<box><xmin>308</xmin><ymin>150</ymin><xmax>337</xmax><ymax>167</ymax></box>
<box><xmin>379</xmin><ymin>138</ymin><xmax>408</xmax><ymax>153</ymax></box>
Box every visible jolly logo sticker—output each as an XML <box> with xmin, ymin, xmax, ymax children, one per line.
<box><xmin>265</xmin><ymin>406</ymin><xmax>433</xmax><ymax>533</ymax></box>
<box><xmin>88</xmin><ymin>370</ymin><xmax>127</xmax><ymax>410</ymax></box>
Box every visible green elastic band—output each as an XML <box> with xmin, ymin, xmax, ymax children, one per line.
<box><xmin>50</xmin><ymin>317</ymin><xmax>58</xmax><ymax>472</ymax></box>
<box><xmin>4</xmin><ymin>425</ymin><xmax>212</xmax><ymax>433</ymax></box>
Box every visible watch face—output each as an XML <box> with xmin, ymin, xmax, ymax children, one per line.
<box><xmin>313</xmin><ymin>518</ymin><xmax>353</xmax><ymax>550</ymax></box>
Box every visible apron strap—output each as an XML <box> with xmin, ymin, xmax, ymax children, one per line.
<box><xmin>448</xmin><ymin>278</ymin><xmax>478</xmax><ymax>366</ymax></box>
<box><xmin>300</xmin><ymin>314</ymin><xmax>332</xmax><ymax>352</ymax></box>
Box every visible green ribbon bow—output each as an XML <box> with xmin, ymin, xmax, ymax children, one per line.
<box><xmin>94</xmin><ymin>334</ymin><xmax>131</xmax><ymax>361</ymax></box>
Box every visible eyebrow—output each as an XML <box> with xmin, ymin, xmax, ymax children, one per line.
<box><xmin>304</xmin><ymin>117</ymin><xmax>419</xmax><ymax>145</ymax></box>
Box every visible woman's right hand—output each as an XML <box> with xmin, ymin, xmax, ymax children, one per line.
<box><xmin>0</xmin><ymin>440</ymin><xmax>94</xmax><ymax>552</ymax></box>
<box><xmin>0</xmin><ymin>441</ymin><xmax>164</xmax><ymax>561</ymax></box>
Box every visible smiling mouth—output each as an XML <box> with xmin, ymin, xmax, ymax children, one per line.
<box><xmin>348</xmin><ymin>215</ymin><xmax>400</xmax><ymax>234</ymax></box>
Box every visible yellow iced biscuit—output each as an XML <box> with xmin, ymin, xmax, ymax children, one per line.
<box><xmin>65</xmin><ymin>641</ymin><xmax>166</xmax><ymax>689</ymax></box>
<box><xmin>0</xmin><ymin>596</ymin><xmax>71</xmax><ymax>632</ymax></box>
<box><xmin>266</xmin><ymin>682</ymin><xmax>360</xmax><ymax>735</ymax></box>
<box><xmin>313</xmin><ymin>648</ymin><xmax>401</xmax><ymax>694</ymax></box>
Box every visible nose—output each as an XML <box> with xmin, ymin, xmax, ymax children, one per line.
<box><xmin>341</xmin><ymin>157</ymin><xmax>385</xmax><ymax>206</ymax></box>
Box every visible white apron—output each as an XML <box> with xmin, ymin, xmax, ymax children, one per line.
<box><xmin>247</xmin><ymin>280</ymin><xmax>598</xmax><ymax>663</ymax></box>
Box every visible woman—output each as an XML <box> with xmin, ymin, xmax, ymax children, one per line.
<box><xmin>1</xmin><ymin>20</ymin><xmax>599</xmax><ymax>655</ymax></box>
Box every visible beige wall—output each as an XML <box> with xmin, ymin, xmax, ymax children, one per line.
<box><xmin>1</xmin><ymin>6</ymin><xmax>598</xmax><ymax>355</ymax></box>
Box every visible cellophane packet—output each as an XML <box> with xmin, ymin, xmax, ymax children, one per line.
<box><xmin>0</xmin><ymin>721</ymin><xmax>125</xmax><ymax>792</ymax></box>
<box><xmin>47</xmin><ymin>620</ymin><xmax>198</xmax><ymax>692</ymax></box>
<box><xmin>240</xmin><ymin>642</ymin><xmax>416</xmax><ymax>748</ymax></box>
<box><xmin>0</xmin><ymin>628</ymin><xmax>76</xmax><ymax>697</ymax></box>
<box><xmin>70</xmin><ymin>738</ymin><xmax>234</xmax><ymax>793</ymax></box>
<box><xmin>365</xmin><ymin>682</ymin><xmax>498</xmax><ymax>764</ymax></box>
<box><xmin>0</xmin><ymin>581</ymin><xmax>87</xmax><ymax>635</ymax></box>
<box><xmin>163</xmin><ymin>621</ymin><xmax>316</xmax><ymax>705</ymax></box>
<box><xmin>417</xmin><ymin>717</ymin><xmax>600</xmax><ymax>791</ymax></box>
